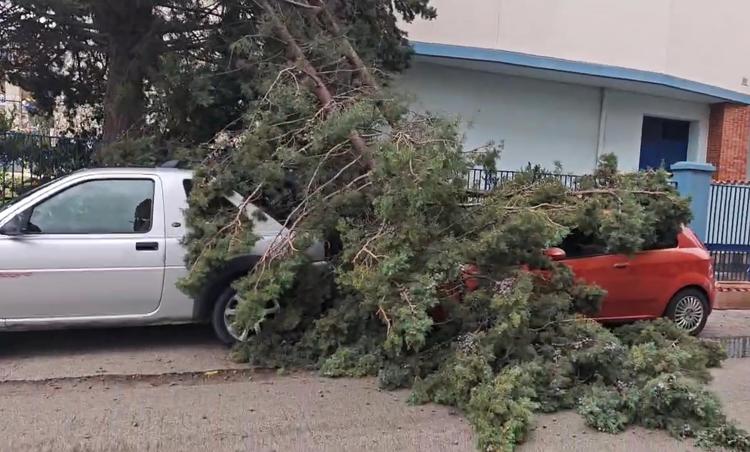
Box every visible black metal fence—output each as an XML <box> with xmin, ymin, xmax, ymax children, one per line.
<box><xmin>466</xmin><ymin>167</ymin><xmax>582</xmax><ymax>192</ymax></box>
<box><xmin>711</xmin><ymin>249</ymin><xmax>750</xmax><ymax>282</ymax></box>
<box><xmin>0</xmin><ymin>132</ymin><xmax>95</xmax><ymax>204</ymax></box>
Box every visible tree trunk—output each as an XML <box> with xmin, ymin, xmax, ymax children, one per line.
<box><xmin>101</xmin><ymin>46</ymin><xmax>147</xmax><ymax>143</ymax></box>
<box><xmin>93</xmin><ymin>0</ymin><xmax>158</xmax><ymax>144</ymax></box>
<box><xmin>309</xmin><ymin>0</ymin><xmax>380</xmax><ymax>91</ymax></box>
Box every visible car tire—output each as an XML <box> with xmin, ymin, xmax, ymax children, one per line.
<box><xmin>211</xmin><ymin>286</ymin><xmax>243</xmax><ymax>345</ymax></box>
<box><xmin>665</xmin><ymin>288</ymin><xmax>709</xmax><ymax>336</ymax></box>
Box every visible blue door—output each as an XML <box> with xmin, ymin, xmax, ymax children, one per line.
<box><xmin>639</xmin><ymin>117</ymin><xmax>690</xmax><ymax>170</ymax></box>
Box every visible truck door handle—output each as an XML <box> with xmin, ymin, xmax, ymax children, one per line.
<box><xmin>136</xmin><ymin>241</ymin><xmax>159</xmax><ymax>251</ymax></box>
<box><xmin>613</xmin><ymin>262</ymin><xmax>629</xmax><ymax>269</ymax></box>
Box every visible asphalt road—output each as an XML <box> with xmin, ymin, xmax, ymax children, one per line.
<box><xmin>0</xmin><ymin>325</ymin><xmax>748</xmax><ymax>452</ymax></box>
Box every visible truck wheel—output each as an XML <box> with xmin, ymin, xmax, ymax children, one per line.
<box><xmin>211</xmin><ymin>286</ymin><xmax>244</xmax><ymax>345</ymax></box>
<box><xmin>665</xmin><ymin>288</ymin><xmax>709</xmax><ymax>336</ymax></box>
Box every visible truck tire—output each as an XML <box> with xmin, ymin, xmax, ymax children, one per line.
<box><xmin>665</xmin><ymin>288</ymin><xmax>709</xmax><ymax>336</ymax></box>
<box><xmin>211</xmin><ymin>286</ymin><xmax>243</xmax><ymax>345</ymax></box>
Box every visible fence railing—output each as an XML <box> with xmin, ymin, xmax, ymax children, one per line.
<box><xmin>1</xmin><ymin>132</ymin><xmax>95</xmax><ymax>204</ymax></box>
<box><xmin>466</xmin><ymin>168</ymin><xmax>582</xmax><ymax>192</ymax></box>
<box><xmin>711</xmin><ymin>249</ymin><xmax>750</xmax><ymax>282</ymax></box>
<box><xmin>706</xmin><ymin>182</ymin><xmax>750</xmax><ymax>247</ymax></box>
<box><xmin>705</xmin><ymin>181</ymin><xmax>750</xmax><ymax>281</ymax></box>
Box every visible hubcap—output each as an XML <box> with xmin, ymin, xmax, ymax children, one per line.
<box><xmin>673</xmin><ymin>296</ymin><xmax>705</xmax><ymax>333</ymax></box>
<box><xmin>223</xmin><ymin>296</ymin><xmax>242</xmax><ymax>341</ymax></box>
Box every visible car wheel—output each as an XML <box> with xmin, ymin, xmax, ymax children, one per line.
<box><xmin>211</xmin><ymin>286</ymin><xmax>245</xmax><ymax>345</ymax></box>
<box><xmin>665</xmin><ymin>288</ymin><xmax>709</xmax><ymax>336</ymax></box>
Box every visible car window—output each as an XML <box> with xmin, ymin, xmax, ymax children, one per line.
<box><xmin>25</xmin><ymin>179</ymin><xmax>155</xmax><ymax>234</ymax></box>
<box><xmin>645</xmin><ymin>230</ymin><xmax>679</xmax><ymax>250</ymax></box>
<box><xmin>559</xmin><ymin>230</ymin><xmax>607</xmax><ymax>259</ymax></box>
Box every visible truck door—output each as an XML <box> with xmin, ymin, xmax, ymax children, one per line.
<box><xmin>0</xmin><ymin>175</ymin><xmax>166</xmax><ymax>318</ymax></box>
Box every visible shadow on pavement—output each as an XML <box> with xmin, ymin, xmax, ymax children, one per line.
<box><xmin>0</xmin><ymin>324</ymin><xmax>217</xmax><ymax>358</ymax></box>
<box><xmin>0</xmin><ymin>324</ymin><xmax>242</xmax><ymax>381</ymax></box>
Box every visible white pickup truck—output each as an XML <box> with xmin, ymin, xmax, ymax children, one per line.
<box><xmin>0</xmin><ymin>167</ymin><xmax>325</xmax><ymax>343</ymax></box>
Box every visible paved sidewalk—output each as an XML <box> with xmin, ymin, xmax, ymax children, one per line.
<box><xmin>702</xmin><ymin>310</ymin><xmax>750</xmax><ymax>358</ymax></box>
<box><xmin>1</xmin><ymin>325</ymin><xmax>748</xmax><ymax>451</ymax></box>
<box><xmin>703</xmin><ymin>309</ymin><xmax>750</xmax><ymax>338</ymax></box>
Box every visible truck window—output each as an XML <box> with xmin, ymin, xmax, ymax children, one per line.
<box><xmin>25</xmin><ymin>179</ymin><xmax>155</xmax><ymax>234</ymax></box>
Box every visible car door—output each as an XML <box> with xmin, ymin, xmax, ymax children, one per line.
<box><xmin>620</xmin><ymin>244</ymin><xmax>684</xmax><ymax>318</ymax></box>
<box><xmin>0</xmin><ymin>175</ymin><xmax>165</xmax><ymax>319</ymax></box>
<box><xmin>558</xmin><ymin>231</ymin><xmax>645</xmax><ymax>320</ymax></box>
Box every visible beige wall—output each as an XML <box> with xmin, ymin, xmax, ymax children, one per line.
<box><xmin>405</xmin><ymin>0</ymin><xmax>750</xmax><ymax>96</ymax></box>
<box><xmin>396</xmin><ymin>62</ymin><xmax>602</xmax><ymax>173</ymax></box>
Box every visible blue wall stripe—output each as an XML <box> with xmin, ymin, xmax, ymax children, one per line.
<box><xmin>411</xmin><ymin>41</ymin><xmax>750</xmax><ymax>105</ymax></box>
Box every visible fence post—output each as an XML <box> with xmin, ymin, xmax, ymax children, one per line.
<box><xmin>670</xmin><ymin>161</ymin><xmax>715</xmax><ymax>241</ymax></box>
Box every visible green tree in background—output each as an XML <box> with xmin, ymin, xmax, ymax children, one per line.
<box><xmin>0</xmin><ymin>0</ymin><xmax>433</xmax><ymax>152</ymax></box>
<box><xmin>1</xmin><ymin>0</ymin><xmax>259</xmax><ymax>143</ymax></box>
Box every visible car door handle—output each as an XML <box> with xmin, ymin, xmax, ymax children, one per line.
<box><xmin>135</xmin><ymin>241</ymin><xmax>159</xmax><ymax>251</ymax></box>
<box><xmin>613</xmin><ymin>262</ymin><xmax>629</xmax><ymax>269</ymax></box>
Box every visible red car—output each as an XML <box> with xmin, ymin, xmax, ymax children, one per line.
<box><xmin>458</xmin><ymin>227</ymin><xmax>715</xmax><ymax>335</ymax></box>
<box><xmin>550</xmin><ymin>227</ymin><xmax>715</xmax><ymax>334</ymax></box>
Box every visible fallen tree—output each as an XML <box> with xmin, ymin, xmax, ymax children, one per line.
<box><xmin>180</xmin><ymin>1</ymin><xmax>749</xmax><ymax>450</ymax></box>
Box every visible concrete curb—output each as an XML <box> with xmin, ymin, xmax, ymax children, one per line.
<box><xmin>0</xmin><ymin>367</ymin><xmax>260</xmax><ymax>386</ymax></box>
<box><xmin>717</xmin><ymin>282</ymin><xmax>750</xmax><ymax>310</ymax></box>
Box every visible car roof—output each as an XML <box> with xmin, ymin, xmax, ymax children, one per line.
<box><xmin>72</xmin><ymin>167</ymin><xmax>194</xmax><ymax>177</ymax></box>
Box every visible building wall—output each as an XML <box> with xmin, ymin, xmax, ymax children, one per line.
<box><xmin>1</xmin><ymin>83</ymin><xmax>37</xmax><ymax>133</ymax></box>
<box><xmin>666</xmin><ymin>0</ymin><xmax>750</xmax><ymax>97</ymax></box>
<box><xmin>404</xmin><ymin>0</ymin><xmax>750</xmax><ymax>98</ymax></box>
<box><xmin>396</xmin><ymin>62</ymin><xmax>601</xmax><ymax>174</ymax></box>
<box><xmin>396</xmin><ymin>62</ymin><xmax>710</xmax><ymax>174</ymax></box>
<box><xmin>1</xmin><ymin>82</ymin><xmax>23</xmax><ymax>102</ymax></box>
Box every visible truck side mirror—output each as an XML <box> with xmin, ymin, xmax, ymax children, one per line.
<box><xmin>0</xmin><ymin>214</ymin><xmax>25</xmax><ymax>236</ymax></box>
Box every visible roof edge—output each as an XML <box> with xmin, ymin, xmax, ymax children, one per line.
<box><xmin>411</xmin><ymin>41</ymin><xmax>750</xmax><ymax>105</ymax></box>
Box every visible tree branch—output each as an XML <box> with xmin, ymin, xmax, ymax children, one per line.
<box><xmin>278</xmin><ymin>0</ymin><xmax>321</xmax><ymax>10</ymax></box>
<box><xmin>260</xmin><ymin>0</ymin><xmax>374</xmax><ymax>169</ymax></box>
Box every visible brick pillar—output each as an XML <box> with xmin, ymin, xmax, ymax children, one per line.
<box><xmin>706</xmin><ymin>102</ymin><xmax>750</xmax><ymax>181</ymax></box>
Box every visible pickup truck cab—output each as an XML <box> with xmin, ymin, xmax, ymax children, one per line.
<box><xmin>0</xmin><ymin>167</ymin><xmax>325</xmax><ymax>343</ymax></box>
